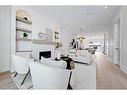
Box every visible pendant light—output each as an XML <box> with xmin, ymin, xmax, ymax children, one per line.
<box><xmin>77</xmin><ymin>27</ymin><xmax>85</xmax><ymax>40</ymax></box>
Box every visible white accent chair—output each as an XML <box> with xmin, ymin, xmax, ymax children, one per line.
<box><xmin>11</xmin><ymin>55</ymin><xmax>33</xmax><ymax>85</ymax></box>
<box><xmin>29</xmin><ymin>61</ymin><xmax>71</xmax><ymax>89</ymax></box>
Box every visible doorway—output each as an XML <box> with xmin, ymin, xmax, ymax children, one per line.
<box><xmin>114</xmin><ymin>16</ymin><xmax>122</xmax><ymax>65</ymax></box>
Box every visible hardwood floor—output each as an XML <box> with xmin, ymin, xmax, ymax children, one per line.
<box><xmin>96</xmin><ymin>52</ymin><xmax>127</xmax><ymax>89</ymax></box>
<box><xmin>0</xmin><ymin>71</ymin><xmax>17</xmax><ymax>89</ymax></box>
<box><xmin>0</xmin><ymin>52</ymin><xmax>127</xmax><ymax>89</ymax></box>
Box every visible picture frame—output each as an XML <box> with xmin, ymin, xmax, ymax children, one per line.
<box><xmin>38</xmin><ymin>32</ymin><xmax>47</xmax><ymax>40</ymax></box>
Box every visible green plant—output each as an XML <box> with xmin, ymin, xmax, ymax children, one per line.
<box><xmin>23</xmin><ymin>33</ymin><xmax>28</xmax><ymax>38</ymax></box>
<box><xmin>56</xmin><ymin>42</ymin><xmax>62</xmax><ymax>48</ymax></box>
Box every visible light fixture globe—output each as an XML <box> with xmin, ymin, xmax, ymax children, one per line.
<box><xmin>77</xmin><ymin>27</ymin><xmax>85</xmax><ymax>40</ymax></box>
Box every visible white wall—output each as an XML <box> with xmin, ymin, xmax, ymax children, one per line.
<box><xmin>116</xmin><ymin>7</ymin><xmax>127</xmax><ymax>74</ymax></box>
<box><xmin>108</xmin><ymin>6</ymin><xmax>127</xmax><ymax>74</ymax></box>
<box><xmin>107</xmin><ymin>25</ymin><xmax>114</xmax><ymax>60</ymax></box>
<box><xmin>104</xmin><ymin>33</ymin><xmax>109</xmax><ymax>55</ymax></box>
<box><xmin>60</xmin><ymin>28</ymin><xmax>73</xmax><ymax>53</ymax></box>
<box><xmin>0</xmin><ymin>6</ymin><xmax>11</xmax><ymax>72</ymax></box>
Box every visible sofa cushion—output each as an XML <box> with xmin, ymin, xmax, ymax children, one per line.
<box><xmin>41</xmin><ymin>57</ymin><xmax>67</xmax><ymax>69</ymax></box>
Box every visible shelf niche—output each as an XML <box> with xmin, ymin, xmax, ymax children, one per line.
<box><xmin>16</xmin><ymin>16</ymin><xmax>32</xmax><ymax>25</ymax></box>
<box><xmin>16</xmin><ymin>27</ymin><xmax>32</xmax><ymax>33</ymax></box>
<box><xmin>16</xmin><ymin>38</ymin><xmax>32</xmax><ymax>41</ymax></box>
<box><xmin>16</xmin><ymin>9</ymin><xmax>32</xmax><ymax>53</ymax></box>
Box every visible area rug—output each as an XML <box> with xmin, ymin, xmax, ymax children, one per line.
<box><xmin>11</xmin><ymin>63</ymin><xmax>96</xmax><ymax>89</ymax></box>
<box><xmin>10</xmin><ymin>73</ymin><xmax>33</xmax><ymax>89</ymax></box>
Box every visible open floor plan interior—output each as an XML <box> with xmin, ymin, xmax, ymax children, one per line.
<box><xmin>0</xmin><ymin>6</ymin><xmax>127</xmax><ymax>90</ymax></box>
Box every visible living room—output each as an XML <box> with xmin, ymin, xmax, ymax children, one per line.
<box><xmin>1</xmin><ymin>5</ymin><xmax>127</xmax><ymax>90</ymax></box>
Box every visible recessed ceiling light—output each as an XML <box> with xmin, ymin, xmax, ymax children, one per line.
<box><xmin>104</xmin><ymin>6</ymin><xmax>108</xmax><ymax>9</ymax></box>
<box><xmin>65</xmin><ymin>19</ymin><xmax>68</xmax><ymax>23</ymax></box>
<box><xmin>85</xmin><ymin>12</ymin><xmax>91</xmax><ymax>16</ymax></box>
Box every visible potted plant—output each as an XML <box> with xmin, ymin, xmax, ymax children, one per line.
<box><xmin>56</xmin><ymin>42</ymin><xmax>62</xmax><ymax>48</ymax></box>
<box><xmin>23</xmin><ymin>32</ymin><xmax>28</xmax><ymax>39</ymax></box>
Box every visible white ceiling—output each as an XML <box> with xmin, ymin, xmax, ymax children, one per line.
<box><xmin>32</xmin><ymin>6</ymin><xmax>120</xmax><ymax>37</ymax></box>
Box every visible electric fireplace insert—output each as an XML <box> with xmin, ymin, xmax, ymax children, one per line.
<box><xmin>39</xmin><ymin>51</ymin><xmax>51</xmax><ymax>60</ymax></box>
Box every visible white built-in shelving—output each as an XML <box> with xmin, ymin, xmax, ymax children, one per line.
<box><xmin>16</xmin><ymin>10</ymin><xmax>32</xmax><ymax>52</ymax></box>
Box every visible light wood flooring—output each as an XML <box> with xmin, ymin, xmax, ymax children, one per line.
<box><xmin>0</xmin><ymin>52</ymin><xmax>127</xmax><ymax>89</ymax></box>
<box><xmin>0</xmin><ymin>71</ymin><xmax>17</xmax><ymax>89</ymax></box>
<box><xmin>96</xmin><ymin>52</ymin><xmax>127</xmax><ymax>89</ymax></box>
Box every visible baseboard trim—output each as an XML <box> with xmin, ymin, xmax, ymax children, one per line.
<box><xmin>120</xmin><ymin>65</ymin><xmax>127</xmax><ymax>75</ymax></box>
<box><xmin>0</xmin><ymin>67</ymin><xmax>9</xmax><ymax>73</ymax></box>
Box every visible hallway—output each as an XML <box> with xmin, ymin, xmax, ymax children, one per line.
<box><xmin>96</xmin><ymin>52</ymin><xmax>127</xmax><ymax>89</ymax></box>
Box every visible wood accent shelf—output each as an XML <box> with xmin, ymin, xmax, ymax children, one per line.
<box><xmin>89</xmin><ymin>44</ymin><xmax>101</xmax><ymax>46</ymax></box>
<box><xmin>16</xmin><ymin>50</ymin><xmax>32</xmax><ymax>52</ymax></box>
<box><xmin>54</xmin><ymin>31</ymin><xmax>59</xmax><ymax>34</ymax></box>
<box><xmin>16</xmin><ymin>27</ymin><xmax>32</xmax><ymax>33</ymax></box>
<box><xmin>16</xmin><ymin>16</ymin><xmax>32</xmax><ymax>25</ymax></box>
<box><xmin>16</xmin><ymin>38</ymin><xmax>32</xmax><ymax>41</ymax></box>
<box><xmin>55</xmin><ymin>37</ymin><xmax>59</xmax><ymax>39</ymax></box>
<box><xmin>32</xmin><ymin>39</ymin><xmax>56</xmax><ymax>45</ymax></box>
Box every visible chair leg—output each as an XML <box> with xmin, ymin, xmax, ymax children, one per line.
<box><xmin>67</xmin><ymin>84</ymin><xmax>72</xmax><ymax>90</ymax></box>
<box><xmin>13</xmin><ymin>72</ymin><xmax>17</xmax><ymax>77</ymax></box>
<box><xmin>28</xmin><ymin>85</ymin><xmax>33</xmax><ymax>89</ymax></box>
<box><xmin>20</xmin><ymin>69</ymin><xmax>30</xmax><ymax>85</ymax></box>
<box><xmin>67</xmin><ymin>71</ymin><xmax>73</xmax><ymax>90</ymax></box>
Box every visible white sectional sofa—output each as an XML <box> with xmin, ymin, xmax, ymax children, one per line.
<box><xmin>69</xmin><ymin>49</ymin><xmax>92</xmax><ymax>64</ymax></box>
<box><xmin>29</xmin><ymin>57</ymin><xmax>75</xmax><ymax>89</ymax></box>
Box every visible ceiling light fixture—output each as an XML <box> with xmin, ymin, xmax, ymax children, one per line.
<box><xmin>85</xmin><ymin>12</ymin><xmax>91</xmax><ymax>16</ymax></box>
<box><xmin>77</xmin><ymin>27</ymin><xmax>85</xmax><ymax>40</ymax></box>
<box><xmin>65</xmin><ymin>19</ymin><xmax>68</xmax><ymax>23</ymax></box>
<box><xmin>104</xmin><ymin>6</ymin><xmax>108</xmax><ymax>9</ymax></box>
<box><xmin>77</xmin><ymin>27</ymin><xmax>86</xmax><ymax>50</ymax></box>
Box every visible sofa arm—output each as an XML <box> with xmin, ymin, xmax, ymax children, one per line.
<box><xmin>51</xmin><ymin>60</ymin><xmax>67</xmax><ymax>69</ymax></box>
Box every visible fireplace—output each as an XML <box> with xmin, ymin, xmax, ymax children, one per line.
<box><xmin>39</xmin><ymin>51</ymin><xmax>51</xmax><ymax>60</ymax></box>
